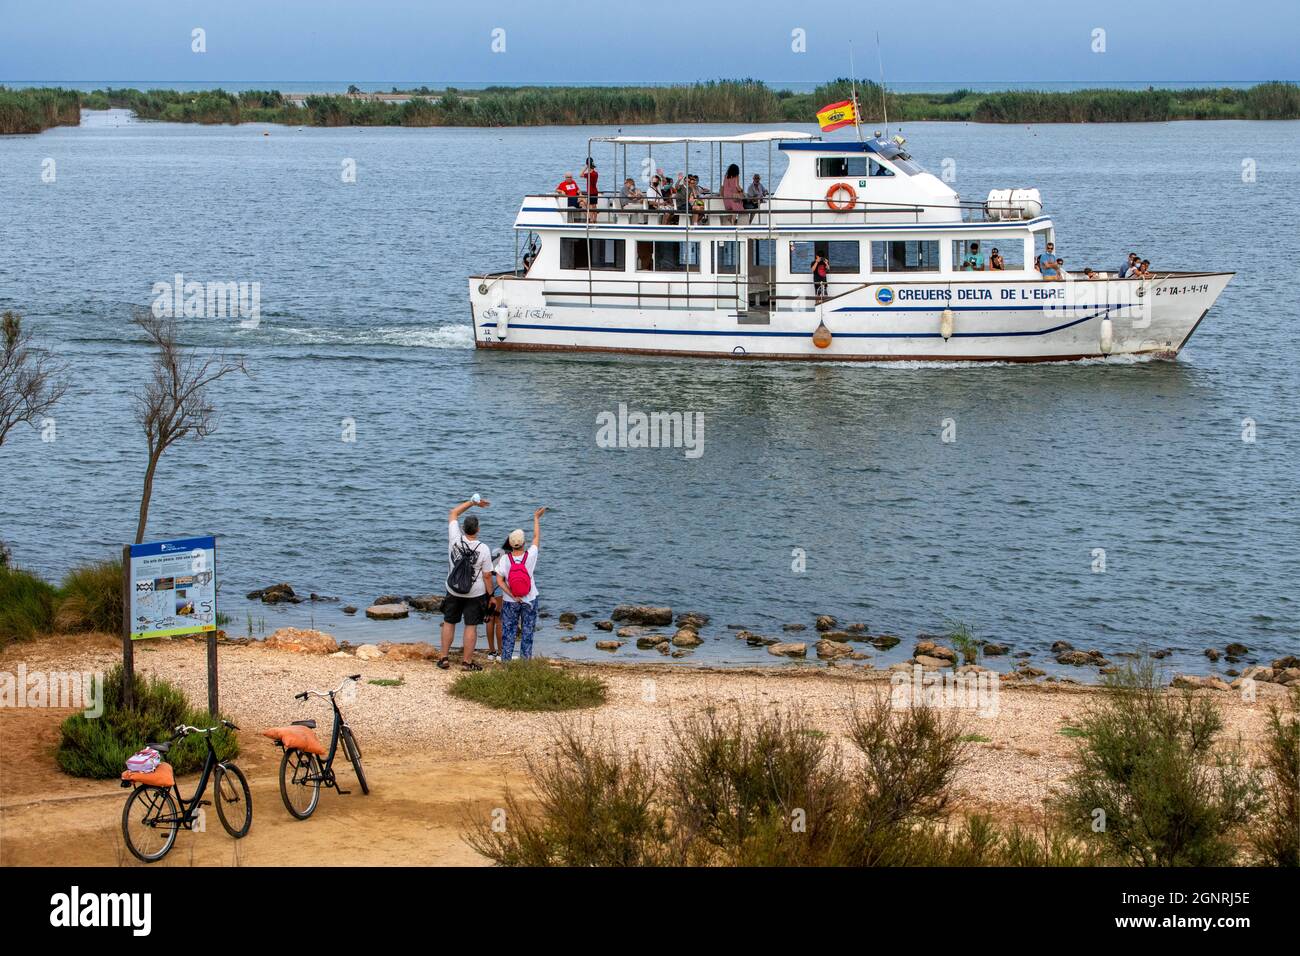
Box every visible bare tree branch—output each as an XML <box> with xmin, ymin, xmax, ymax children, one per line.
<box><xmin>0</xmin><ymin>311</ymin><xmax>68</xmax><ymax>447</ymax></box>
<box><xmin>131</xmin><ymin>310</ymin><xmax>248</xmax><ymax>543</ymax></box>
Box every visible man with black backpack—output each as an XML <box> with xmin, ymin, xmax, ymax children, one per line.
<box><xmin>438</xmin><ymin>496</ymin><xmax>494</xmax><ymax>671</ymax></box>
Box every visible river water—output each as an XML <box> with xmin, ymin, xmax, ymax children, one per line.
<box><xmin>2</xmin><ymin>109</ymin><xmax>1297</xmax><ymax>676</ymax></box>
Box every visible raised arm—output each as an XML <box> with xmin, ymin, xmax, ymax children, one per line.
<box><xmin>532</xmin><ymin>506</ymin><xmax>547</xmax><ymax>549</ymax></box>
<box><xmin>448</xmin><ymin>497</ymin><xmax>490</xmax><ymax>522</ymax></box>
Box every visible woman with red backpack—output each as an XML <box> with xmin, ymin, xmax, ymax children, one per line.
<box><xmin>496</xmin><ymin>506</ymin><xmax>545</xmax><ymax>661</ymax></box>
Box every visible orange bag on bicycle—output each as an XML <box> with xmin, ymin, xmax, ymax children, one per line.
<box><xmin>121</xmin><ymin>763</ymin><xmax>175</xmax><ymax>788</ymax></box>
<box><xmin>263</xmin><ymin>726</ymin><xmax>327</xmax><ymax>755</ymax></box>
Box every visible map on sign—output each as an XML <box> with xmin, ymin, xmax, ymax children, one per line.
<box><xmin>128</xmin><ymin>536</ymin><xmax>217</xmax><ymax>640</ymax></box>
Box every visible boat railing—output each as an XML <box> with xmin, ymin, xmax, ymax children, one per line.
<box><xmin>534</xmin><ymin>276</ymin><xmax>872</xmax><ymax>312</ymax></box>
<box><xmin>523</xmin><ymin>193</ymin><xmax>1039</xmax><ymax>227</ymax></box>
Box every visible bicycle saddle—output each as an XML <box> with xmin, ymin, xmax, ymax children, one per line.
<box><xmin>147</xmin><ymin>741</ymin><xmax>172</xmax><ymax>754</ymax></box>
<box><xmin>291</xmin><ymin>719</ymin><xmax>317</xmax><ymax>729</ymax></box>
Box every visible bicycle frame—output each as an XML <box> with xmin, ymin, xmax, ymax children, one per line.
<box><xmin>291</xmin><ymin>685</ymin><xmax>356</xmax><ymax>790</ymax></box>
<box><xmin>140</xmin><ymin>732</ymin><xmax>231</xmax><ymax>829</ymax></box>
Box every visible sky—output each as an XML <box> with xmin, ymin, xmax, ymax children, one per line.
<box><xmin>1</xmin><ymin>0</ymin><xmax>1296</xmax><ymax>85</ymax></box>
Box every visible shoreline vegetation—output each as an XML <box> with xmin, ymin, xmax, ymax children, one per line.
<box><xmin>3</xmin><ymin>79</ymin><xmax>1299</xmax><ymax>134</ymax></box>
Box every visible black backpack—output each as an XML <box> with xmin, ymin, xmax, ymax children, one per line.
<box><xmin>447</xmin><ymin>540</ymin><xmax>482</xmax><ymax>595</ymax></box>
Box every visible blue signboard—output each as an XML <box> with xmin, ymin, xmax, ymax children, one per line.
<box><xmin>127</xmin><ymin>535</ymin><xmax>217</xmax><ymax>640</ymax></box>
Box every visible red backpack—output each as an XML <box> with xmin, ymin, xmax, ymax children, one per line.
<box><xmin>507</xmin><ymin>551</ymin><xmax>532</xmax><ymax>598</ymax></box>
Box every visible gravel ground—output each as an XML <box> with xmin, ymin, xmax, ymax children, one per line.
<box><xmin>3</xmin><ymin>632</ymin><xmax>1285</xmax><ymax>815</ymax></box>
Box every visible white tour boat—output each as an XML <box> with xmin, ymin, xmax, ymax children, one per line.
<box><xmin>468</xmin><ymin>130</ymin><xmax>1231</xmax><ymax>362</ymax></box>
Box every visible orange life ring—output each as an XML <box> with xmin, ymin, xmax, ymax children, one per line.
<box><xmin>825</xmin><ymin>182</ymin><xmax>857</xmax><ymax>212</ymax></box>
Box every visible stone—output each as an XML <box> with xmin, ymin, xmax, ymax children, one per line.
<box><xmin>1055</xmin><ymin>650</ymin><xmax>1095</xmax><ymax>666</ymax></box>
<box><xmin>740</xmin><ymin>631</ymin><xmax>778</xmax><ymax>647</ymax></box>
<box><xmin>1013</xmin><ymin>651</ymin><xmax>1031</xmax><ymax>659</ymax></box>
<box><xmin>671</xmin><ymin>649</ymin><xmax>693</xmax><ymax>659</ymax></box>
<box><xmin>1050</xmin><ymin>640</ymin><xmax>1073</xmax><ymax>654</ymax></box>
<box><xmin>560</xmin><ymin>634</ymin><xmax>587</xmax><ymax>643</ymax></box>
<box><xmin>1272</xmin><ymin>655</ymin><xmax>1300</xmax><ymax>670</ymax></box>
<box><xmin>249</xmin><ymin>583</ymin><xmax>301</xmax><ymax>604</ymax></box>
<box><xmin>914</xmin><ymin>655</ymin><xmax>952</xmax><ymax>669</ymax></box>
<box><xmin>355</xmin><ymin>644</ymin><xmax>383</xmax><ymax>661</ymax></box>
<box><xmin>845</xmin><ymin>623</ymin><xmax>868</xmax><ymax>633</ymax></box>
<box><xmin>329</xmin><ymin>650</ymin><xmax>350</xmax><ymax>658</ymax></box>
<box><xmin>558</xmin><ymin>612</ymin><xmax>579</xmax><ymax>626</ymax></box>
<box><xmin>676</xmin><ymin>612</ymin><xmax>710</xmax><ymax>629</ymax></box>
<box><xmin>309</xmin><ymin>592</ymin><xmax>339</xmax><ymax>602</ymax></box>
<box><xmin>814</xmin><ymin>615</ymin><xmax>837</xmax><ymax>632</ymax></box>
<box><xmin>672</xmin><ymin>628</ymin><xmax>703</xmax><ymax>648</ymax></box>
<box><xmin>407</xmin><ymin>594</ymin><xmax>444</xmax><ymax>612</ymax></box>
<box><xmin>366</xmin><ymin>602</ymin><xmax>410</xmax><ymax>620</ymax></box>
<box><xmin>868</xmin><ymin>634</ymin><xmax>901</xmax><ymax>650</ymax></box>
<box><xmin>914</xmin><ymin>641</ymin><xmax>956</xmax><ymax>662</ymax></box>
<box><xmin>782</xmin><ymin>623</ymin><xmax>807</xmax><ymax>632</ymax></box>
<box><xmin>982</xmin><ymin>643</ymin><xmax>1009</xmax><ymax>656</ymax></box>
<box><xmin>379</xmin><ymin>641</ymin><xmax>438</xmax><ymax>661</ymax></box>
<box><xmin>656</xmin><ymin>642</ymin><xmax>671</xmax><ymax>655</ymax></box>
<box><xmin>768</xmin><ymin>642</ymin><xmax>807</xmax><ymax>658</ymax></box>
<box><xmin>821</xmin><ymin>631</ymin><xmax>854</xmax><ymax>643</ymax></box>
<box><xmin>1224</xmin><ymin>642</ymin><xmax>1249</xmax><ymax>657</ymax></box>
<box><xmin>342</xmin><ymin>605</ymin><xmax>358</xmax><ymax>615</ymax></box>
<box><xmin>595</xmin><ymin>640</ymin><xmax>623</xmax><ymax>651</ymax></box>
<box><xmin>1017</xmin><ymin>666</ymin><xmax>1046</xmax><ymax>678</ymax></box>
<box><xmin>594</xmin><ymin>620</ymin><xmax>614</xmax><ymax>631</ymax></box>
<box><xmin>636</xmin><ymin>635</ymin><xmax>669</xmax><ymax>649</ymax></box>
<box><xmin>1172</xmin><ymin>674</ymin><xmax>1230</xmax><ymax>691</ymax></box>
<box><xmin>264</xmin><ymin>628</ymin><xmax>338</xmax><ymax>654</ymax></box>
<box><xmin>611</xmin><ymin>604</ymin><xmax>673</xmax><ymax>626</ymax></box>
<box><xmin>1151</xmin><ymin>648</ymin><xmax>1171</xmax><ymax>659</ymax></box>
<box><xmin>373</xmin><ymin>594</ymin><xmax>403</xmax><ymax>606</ymax></box>
<box><xmin>816</xmin><ymin>639</ymin><xmax>852</xmax><ymax>660</ymax></box>
<box><xmin>616</xmin><ymin>625</ymin><xmax>648</xmax><ymax>639</ymax></box>
<box><xmin>849</xmin><ymin>651</ymin><xmax>869</xmax><ymax>660</ymax></box>
<box><xmin>1204</xmin><ymin>648</ymin><xmax>1221</xmax><ymax>661</ymax></box>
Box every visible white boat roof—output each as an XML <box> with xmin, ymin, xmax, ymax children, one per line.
<box><xmin>591</xmin><ymin>131</ymin><xmax>819</xmax><ymax>145</ymax></box>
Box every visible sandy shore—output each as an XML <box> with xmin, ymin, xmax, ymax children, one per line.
<box><xmin>0</xmin><ymin>632</ymin><xmax>1285</xmax><ymax>867</ymax></box>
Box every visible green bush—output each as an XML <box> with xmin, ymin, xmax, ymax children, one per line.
<box><xmin>1055</xmin><ymin>661</ymin><xmax>1263</xmax><ymax>865</ymax></box>
<box><xmin>0</xmin><ymin>564</ymin><xmax>59</xmax><ymax>644</ymax></box>
<box><xmin>56</xmin><ymin>558</ymin><xmax>122</xmax><ymax>633</ymax></box>
<box><xmin>449</xmin><ymin>659</ymin><xmax>606</xmax><ymax>711</ymax></box>
<box><xmin>1252</xmin><ymin>687</ymin><xmax>1299</xmax><ymax>866</ymax></box>
<box><xmin>57</xmin><ymin>664</ymin><xmax>237</xmax><ymax>779</ymax></box>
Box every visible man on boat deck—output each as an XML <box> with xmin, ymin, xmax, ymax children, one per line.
<box><xmin>556</xmin><ymin>172</ymin><xmax>581</xmax><ymax>221</ymax></box>
<box><xmin>963</xmin><ymin>241</ymin><xmax>986</xmax><ymax>271</ymax></box>
<box><xmin>746</xmin><ymin>173</ymin><xmax>769</xmax><ymax>205</ymax></box>
<box><xmin>1118</xmin><ymin>252</ymin><xmax>1139</xmax><ymax>278</ymax></box>
<box><xmin>581</xmin><ymin>158</ymin><xmax>599</xmax><ymax>222</ymax></box>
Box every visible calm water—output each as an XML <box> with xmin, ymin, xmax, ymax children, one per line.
<box><xmin>2</xmin><ymin>110</ymin><xmax>1298</xmax><ymax>676</ymax></box>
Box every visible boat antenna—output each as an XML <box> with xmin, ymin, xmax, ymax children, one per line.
<box><xmin>876</xmin><ymin>31</ymin><xmax>889</xmax><ymax>137</ymax></box>
<box><xmin>848</xmin><ymin>41</ymin><xmax>864</xmax><ymax>142</ymax></box>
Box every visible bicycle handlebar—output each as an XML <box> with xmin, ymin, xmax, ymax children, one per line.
<box><xmin>295</xmin><ymin>674</ymin><xmax>361</xmax><ymax>701</ymax></box>
<box><xmin>173</xmin><ymin>719</ymin><xmax>239</xmax><ymax>737</ymax></box>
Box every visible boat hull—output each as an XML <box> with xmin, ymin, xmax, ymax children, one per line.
<box><xmin>469</xmin><ymin>273</ymin><xmax>1232</xmax><ymax>362</ymax></box>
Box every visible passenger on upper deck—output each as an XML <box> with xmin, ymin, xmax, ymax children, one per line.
<box><xmin>746</xmin><ymin>173</ymin><xmax>769</xmax><ymax>207</ymax></box>
<box><xmin>1118</xmin><ymin>252</ymin><xmax>1139</xmax><ymax>278</ymax></box>
<box><xmin>811</xmin><ymin>253</ymin><xmax>830</xmax><ymax>300</ymax></box>
<box><xmin>721</xmin><ymin>163</ymin><xmax>744</xmax><ymax>224</ymax></box>
<box><xmin>621</xmin><ymin>178</ymin><xmax>646</xmax><ymax>224</ymax></box>
<box><xmin>556</xmin><ymin>172</ymin><xmax>581</xmax><ymax>221</ymax></box>
<box><xmin>1131</xmin><ymin>258</ymin><xmax>1152</xmax><ymax>278</ymax></box>
<box><xmin>580</xmin><ymin>158</ymin><xmax>599</xmax><ymax>222</ymax></box>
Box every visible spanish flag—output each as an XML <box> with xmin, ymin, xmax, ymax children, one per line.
<box><xmin>816</xmin><ymin>99</ymin><xmax>856</xmax><ymax>132</ymax></box>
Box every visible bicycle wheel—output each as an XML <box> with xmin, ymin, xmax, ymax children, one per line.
<box><xmin>214</xmin><ymin>764</ymin><xmax>253</xmax><ymax>838</ymax></box>
<box><xmin>342</xmin><ymin>726</ymin><xmax>369</xmax><ymax>795</ymax></box>
<box><xmin>279</xmin><ymin>748</ymin><xmax>321</xmax><ymax>819</ymax></box>
<box><xmin>121</xmin><ymin>785</ymin><xmax>179</xmax><ymax>863</ymax></box>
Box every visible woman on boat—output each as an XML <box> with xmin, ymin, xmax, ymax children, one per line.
<box><xmin>721</xmin><ymin>163</ymin><xmax>744</xmax><ymax>224</ymax></box>
<box><xmin>989</xmin><ymin>247</ymin><xmax>1005</xmax><ymax>271</ymax></box>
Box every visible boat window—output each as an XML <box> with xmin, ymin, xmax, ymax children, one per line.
<box><xmin>750</xmin><ymin>239</ymin><xmax>775</xmax><ymax>267</ymax></box>
<box><xmin>871</xmin><ymin>240</ymin><xmax>940</xmax><ymax>273</ymax></box>
<box><xmin>789</xmin><ymin>240</ymin><xmax>861</xmax><ymax>273</ymax></box>
<box><xmin>714</xmin><ymin>241</ymin><xmax>741</xmax><ymax>275</ymax></box>
<box><xmin>636</xmin><ymin>240</ymin><xmax>700</xmax><ymax>273</ymax></box>
<box><xmin>560</xmin><ymin>237</ymin><xmax>625</xmax><ymax>271</ymax></box>
<box><xmin>817</xmin><ymin>156</ymin><xmax>868</xmax><ymax>178</ymax></box>
<box><xmin>953</xmin><ymin>238</ymin><xmax>1023</xmax><ymax>271</ymax></box>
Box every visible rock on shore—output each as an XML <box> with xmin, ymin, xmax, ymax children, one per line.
<box><xmin>264</xmin><ymin>628</ymin><xmax>338</xmax><ymax>654</ymax></box>
<box><xmin>366</xmin><ymin>602</ymin><xmax>410</xmax><ymax>620</ymax></box>
<box><xmin>611</xmin><ymin>605</ymin><xmax>673</xmax><ymax>626</ymax></box>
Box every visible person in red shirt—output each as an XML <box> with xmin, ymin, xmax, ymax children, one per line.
<box><xmin>580</xmin><ymin>158</ymin><xmax>599</xmax><ymax>222</ymax></box>
<box><xmin>556</xmin><ymin>172</ymin><xmax>580</xmax><ymax>221</ymax></box>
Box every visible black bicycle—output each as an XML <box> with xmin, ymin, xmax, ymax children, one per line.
<box><xmin>266</xmin><ymin>674</ymin><xmax>368</xmax><ymax>820</ymax></box>
<box><xmin>119</xmin><ymin>721</ymin><xmax>252</xmax><ymax>863</ymax></box>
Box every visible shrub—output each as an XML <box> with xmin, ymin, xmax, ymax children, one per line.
<box><xmin>466</xmin><ymin>724</ymin><xmax>669</xmax><ymax>866</ymax></box>
<box><xmin>664</xmin><ymin>706</ymin><xmax>846</xmax><ymax>865</ymax></box>
<box><xmin>1055</xmin><ymin>661</ymin><xmax>1263</xmax><ymax>865</ymax></box>
<box><xmin>55</xmin><ymin>558</ymin><xmax>123</xmax><ymax>633</ymax></box>
<box><xmin>0</xmin><ymin>564</ymin><xmax>58</xmax><ymax>644</ymax></box>
<box><xmin>1252</xmin><ymin>687</ymin><xmax>1299</xmax><ymax>866</ymax></box>
<box><xmin>449</xmin><ymin>659</ymin><xmax>606</xmax><ymax>711</ymax></box>
<box><xmin>57</xmin><ymin>664</ymin><xmax>237</xmax><ymax>778</ymax></box>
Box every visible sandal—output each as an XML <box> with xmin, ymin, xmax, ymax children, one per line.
<box><xmin>436</xmin><ymin>657</ymin><xmax>450</xmax><ymax>670</ymax></box>
<box><xmin>461</xmin><ymin>660</ymin><xmax>483</xmax><ymax>672</ymax></box>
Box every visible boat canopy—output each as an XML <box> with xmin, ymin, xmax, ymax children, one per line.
<box><xmin>590</xmin><ymin>131</ymin><xmax>820</xmax><ymax>146</ymax></box>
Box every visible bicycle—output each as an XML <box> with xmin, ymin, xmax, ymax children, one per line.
<box><xmin>119</xmin><ymin>721</ymin><xmax>252</xmax><ymax>863</ymax></box>
<box><xmin>264</xmin><ymin>674</ymin><xmax>368</xmax><ymax>819</ymax></box>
